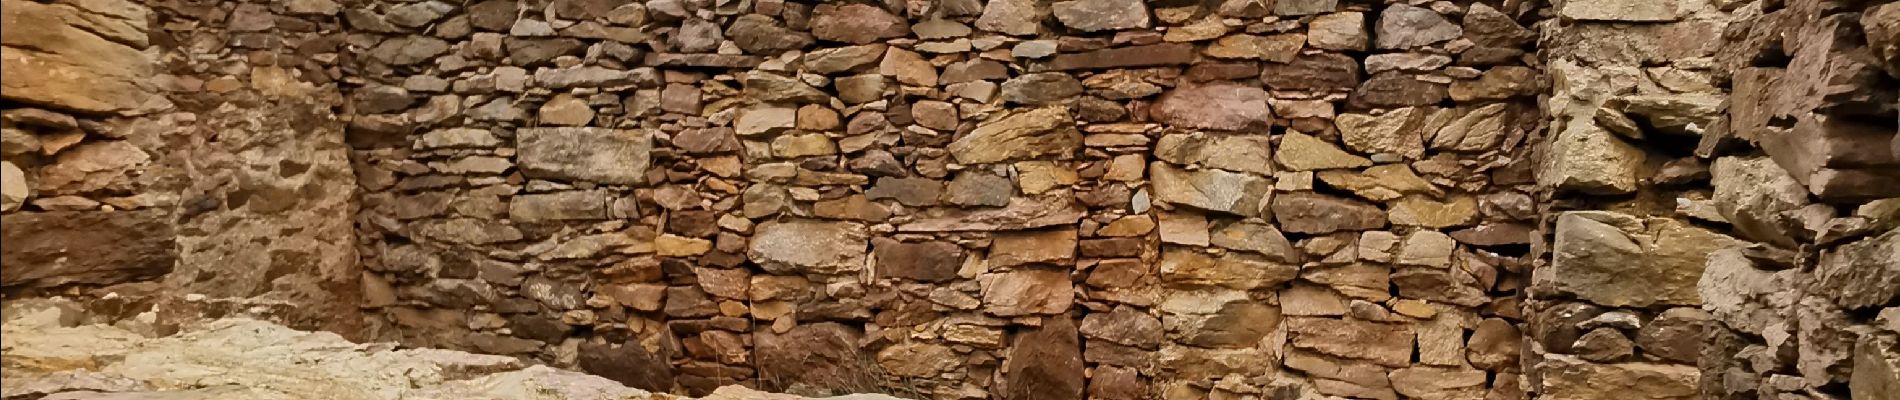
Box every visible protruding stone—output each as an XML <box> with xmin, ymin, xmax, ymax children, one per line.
<box><xmin>748</xmin><ymin>220</ymin><xmax>869</xmax><ymax>275</ymax></box>
<box><xmin>1375</xmin><ymin>4</ymin><xmax>1461</xmax><ymax>50</ymax></box>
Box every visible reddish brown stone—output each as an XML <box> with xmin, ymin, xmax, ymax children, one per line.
<box><xmin>872</xmin><ymin>238</ymin><xmax>963</xmax><ymax>282</ymax></box>
<box><xmin>1348</xmin><ymin>72</ymin><xmax>1447</xmax><ymax>109</ymax></box>
<box><xmin>1080</xmin><ymin>307</ymin><xmax>1162</xmax><ymax>349</ymax></box>
<box><xmin>756</xmin><ymin>323</ymin><xmax>878</xmax><ymax>393</ymax></box>
<box><xmin>1004</xmin><ymin>315</ymin><xmax>1085</xmax><ymax>400</ymax></box>
<box><xmin>1260</xmin><ymin>53</ymin><xmax>1361</xmax><ymax>92</ymax></box>
<box><xmin>578</xmin><ymin>341</ymin><xmax>675</xmax><ymax>392</ymax></box>
<box><xmin>1030</xmin><ymin>44</ymin><xmax>1196</xmax><ymax>71</ymax></box>
<box><xmin>1150</xmin><ymin>82</ymin><xmax>1273</xmax><ymax>131</ymax></box>
<box><xmin>1079</xmin><ymin>238</ymin><xmax>1145</xmax><ymax>258</ymax></box>
<box><xmin>1</xmin><ymin>210</ymin><xmax>176</xmax><ymax>288</ymax></box>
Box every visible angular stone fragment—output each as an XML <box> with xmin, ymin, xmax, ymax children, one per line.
<box><xmin>1149</xmin><ymin>162</ymin><xmax>1272</xmax><ymax>217</ymax></box>
<box><xmin>1209</xmin><ymin>221</ymin><xmax>1298</xmax><ymax>263</ymax></box>
<box><xmin>1159</xmin><ymin>247</ymin><xmax>1298</xmax><ymax>290</ymax></box>
<box><xmin>571</xmin><ymin>341</ymin><xmax>673</xmax><ymax>392</ymax></box>
<box><xmin>1154</xmin><ymin>133</ymin><xmax>1275</xmax><ymax>176</ymax></box>
<box><xmin>1004</xmin><ymin>314</ymin><xmax>1084</xmax><ymax>400</ymax></box>
<box><xmin>1150</xmin><ymin>83</ymin><xmax>1272</xmax><ymax>131</ymax></box>
<box><xmin>1710</xmin><ymin>157</ymin><xmax>1809</xmax><ymax>247</ymax></box>
<box><xmin>990</xmin><ymin>229</ymin><xmax>1078</xmax><ymax>268</ymax></box>
<box><xmin>1449</xmin><ymin>66</ymin><xmax>1542</xmax><ymax>101</ymax></box>
<box><xmin>810</xmin><ymin>3</ymin><xmax>909</xmax><ymax>44</ymax></box>
<box><xmin>748</xmin><ymin>220</ymin><xmax>868</xmax><ymax>275</ymax></box>
<box><xmin>1272</xmin><ymin>192</ymin><xmax>1385</xmax><ymax>233</ymax></box>
<box><xmin>1276</xmin><ymin>132</ymin><xmax>1371</xmax><ymax>171</ymax></box>
<box><xmin>981</xmin><ymin>269</ymin><xmax>1074</xmax><ymax>316</ymax></box>
<box><xmin>1375</xmin><ymin>4</ymin><xmax>1461</xmax><ymax>49</ymax></box>
<box><xmin>1052</xmin><ymin>0</ymin><xmax>1151</xmax><ymax>32</ymax></box>
<box><xmin>1000</xmin><ymin>73</ymin><xmax>1084</xmax><ymax>105</ymax></box>
<box><xmin>1205</xmin><ymin>33</ymin><xmax>1305</xmax><ymax>62</ymax></box>
<box><xmin>1173</xmin><ymin>300</ymin><xmax>1281</xmax><ymax>348</ymax></box>
<box><xmin>1549</xmin><ymin>211</ymin><xmax>1745</xmax><ymax>307</ymax></box>
<box><xmin>1288</xmin><ymin>317</ymin><xmax>1414</xmax><ymax>367</ymax></box>
<box><xmin>1260</xmin><ymin>53</ymin><xmax>1361</xmax><ymax>92</ymax></box>
<box><xmin>1081</xmin><ymin>307</ymin><xmax>1163</xmax><ymax>349</ymax></box>
<box><xmin>802</xmin><ymin>44</ymin><xmax>886</xmax><ymax>74</ymax></box>
<box><xmin>1336</xmin><ymin>110</ymin><xmax>1430</xmax><ymax>159</ymax></box>
<box><xmin>945</xmin><ymin>171</ymin><xmax>1014</xmax><ymax>207</ymax></box>
<box><xmin>727</xmin><ymin>14</ymin><xmax>814</xmax><ymax>54</ymax></box>
<box><xmin>873</xmin><ymin>238</ymin><xmax>962</xmax><ymax>282</ymax></box>
<box><xmin>1388</xmin><ymin>195</ymin><xmax>1478</xmax><ymax>228</ymax></box>
<box><xmin>1462</xmin><ymin>3</ymin><xmax>1534</xmax><ymax>48</ymax></box>
<box><xmin>948</xmin><ymin>106</ymin><xmax>1082</xmax><ymax>164</ymax></box>
<box><xmin>1315</xmin><ymin>165</ymin><xmax>1441</xmax><ymax>202</ymax></box>
<box><xmin>878</xmin><ymin>47</ymin><xmax>938</xmax><ymax>86</ymax></box>
<box><xmin>1816</xmin><ymin>228</ymin><xmax>1900</xmax><ymax>310</ymax></box>
<box><xmin>516</xmin><ymin>128</ymin><xmax>652</xmax><ymax>186</ymax></box>
<box><xmin>977</xmin><ymin>0</ymin><xmax>1049</xmax><ymax>36</ymax></box>
<box><xmin>1307</xmin><ymin>12</ymin><xmax>1368</xmax><ymax>51</ymax></box>
<box><xmin>1539</xmin><ymin>119</ymin><xmax>1643</xmax><ymax>195</ymax></box>
<box><xmin>1349</xmin><ymin>72</ymin><xmax>1448</xmax><ymax>109</ymax></box>
<box><xmin>866</xmin><ymin>177</ymin><xmax>943</xmax><ymax>207</ymax></box>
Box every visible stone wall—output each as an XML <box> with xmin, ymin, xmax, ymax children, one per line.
<box><xmin>332</xmin><ymin>0</ymin><xmax>1549</xmax><ymax>398</ymax></box>
<box><xmin>3</xmin><ymin>0</ymin><xmax>1897</xmax><ymax>399</ymax></box>
<box><xmin>1528</xmin><ymin>0</ymin><xmax>1900</xmax><ymax>399</ymax></box>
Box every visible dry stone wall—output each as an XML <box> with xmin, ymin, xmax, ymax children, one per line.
<box><xmin>1529</xmin><ymin>0</ymin><xmax>1900</xmax><ymax>399</ymax></box>
<box><xmin>336</xmin><ymin>0</ymin><xmax>1546</xmax><ymax>398</ymax></box>
<box><xmin>3</xmin><ymin>0</ymin><xmax>1898</xmax><ymax>399</ymax></box>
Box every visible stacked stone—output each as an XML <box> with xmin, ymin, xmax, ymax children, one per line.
<box><xmin>1533</xmin><ymin>0</ymin><xmax>1900</xmax><ymax>399</ymax></box>
<box><xmin>1</xmin><ymin>0</ymin><xmax>174</xmax><ymax>288</ymax></box>
<box><xmin>1695</xmin><ymin>0</ymin><xmax>1900</xmax><ymax>398</ymax></box>
<box><xmin>1529</xmin><ymin>0</ymin><xmax>1750</xmax><ymax>397</ymax></box>
<box><xmin>324</xmin><ymin>0</ymin><xmax>1559</xmax><ymax>398</ymax></box>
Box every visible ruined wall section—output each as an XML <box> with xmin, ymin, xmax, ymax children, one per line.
<box><xmin>338</xmin><ymin>0</ymin><xmax>1547</xmax><ymax>399</ymax></box>
<box><xmin>1529</xmin><ymin>0</ymin><xmax>1900</xmax><ymax>399</ymax></box>
<box><xmin>1</xmin><ymin>0</ymin><xmax>366</xmax><ymax>338</ymax></box>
